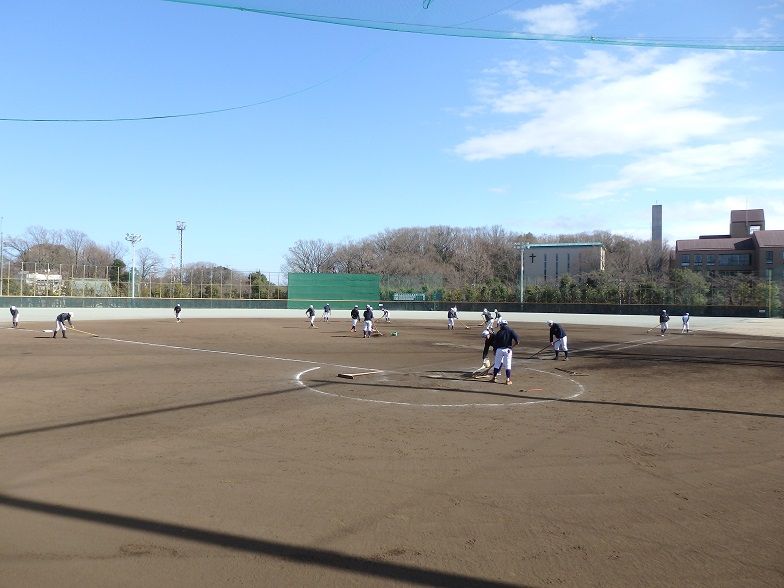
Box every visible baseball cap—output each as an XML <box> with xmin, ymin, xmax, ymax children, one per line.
<box><xmin>499</xmin><ymin>318</ymin><xmax>508</xmax><ymax>325</ymax></box>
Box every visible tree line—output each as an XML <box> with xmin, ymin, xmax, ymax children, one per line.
<box><xmin>1</xmin><ymin>226</ymin><xmax>284</xmax><ymax>299</ymax></box>
<box><xmin>2</xmin><ymin>224</ymin><xmax>779</xmax><ymax>311</ymax></box>
<box><xmin>284</xmin><ymin>226</ymin><xmax>781</xmax><ymax>311</ymax></box>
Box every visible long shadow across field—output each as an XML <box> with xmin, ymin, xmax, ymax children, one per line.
<box><xmin>574</xmin><ymin>349</ymin><xmax>783</xmax><ymax>368</ymax></box>
<box><xmin>0</xmin><ymin>493</ymin><xmax>527</xmax><ymax>588</ymax></box>
<box><xmin>514</xmin><ymin>394</ymin><xmax>784</xmax><ymax>419</ymax></box>
<box><xmin>0</xmin><ymin>386</ymin><xmax>301</xmax><ymax>440</ymax></box>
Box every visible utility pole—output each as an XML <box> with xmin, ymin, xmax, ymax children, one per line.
<box><xmin>125</xmin><ymin>233</ymin><xmax>142</xmax><ymax>298</ymax></box>
<box><xmin>176</xmin><ymin>220</ymin><xmax>186</xmax><ymax>283</ymax></box>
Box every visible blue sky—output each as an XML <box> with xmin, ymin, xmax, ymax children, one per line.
<box><xmin>1</xmin><ymin>0</ymin><xmax>783</xmax><ymax>273</ymax></box>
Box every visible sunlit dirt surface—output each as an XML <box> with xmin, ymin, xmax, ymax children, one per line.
<box><xmin>2</xmin><ymin>318</ymin><xmax>783</xmax><ymax>587</ymax></box>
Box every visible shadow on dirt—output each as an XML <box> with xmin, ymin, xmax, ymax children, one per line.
<box><xmin>0</xmin><ymin>493</ymin><xmax>527</xmax><ymax>588</ymax></box>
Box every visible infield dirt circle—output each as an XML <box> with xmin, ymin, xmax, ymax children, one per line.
<box><xmin>1</xmin><ymin>317</ymin><xmax>783</xmax><ymax>587</ymax></box>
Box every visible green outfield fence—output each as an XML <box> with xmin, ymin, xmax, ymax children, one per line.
<box><xmin>286</xmin><ymin>273</ymin><xmax>380</xmax><ymax>310</ymax></box>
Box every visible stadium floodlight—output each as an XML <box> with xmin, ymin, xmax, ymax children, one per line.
<box><xmin>125</xmin><ymin>233</ymin><xmax>142</xmax><ymax>298</ymax></box>
<box><xmin>176</xmin><ymin>221</ymin><xmax>186</xmax><ymax>282</ymax></box>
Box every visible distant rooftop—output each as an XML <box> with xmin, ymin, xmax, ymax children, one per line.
<box><xmin>676</xmin><ymin>237</ymin><xmax>754</xmax><ymax>251</ymax></box>
<box><xmin>753</xmin><ymin>230</ymin><xmax>784</xmax><ymax>248</ymax></box>
<box><xmin>527</xmin><ymin>242</ymin><xmax>604</xmax><ymax>248</ymax></box>
<box><xmin>730</xmin><ymin>209</ymin><xmax>765</xmax><ymax>223</ymax></box>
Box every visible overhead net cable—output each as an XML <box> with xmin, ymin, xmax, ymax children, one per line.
<box><xmin>3</xmin><ymin>1</ymin><xmax>782</xmax><ymax>123</ymax></box>
<box><xmin>164</xmin><ymin>0</ymin><xmax>784</xmax><ymax>51</ymax></box>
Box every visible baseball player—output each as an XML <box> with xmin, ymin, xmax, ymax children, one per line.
<box><xmin>469</xmin><ymin>329</ymin><xmax>496</xmax><ymax>377</ymax></box>
<box><xmin>53</xmin><ymin>311</ymin><xmax>73</xmax><ymax>338</ymax></box>
<box><xmin>547</xmin><ymin>320</ymin><xmax>569</xmax><ymax>360</ymax></box>
<box><xmin>306</xmin><ymin>305</ymin><xmax>316</xmax><ymax>327</ymax></box>
<box><xmin>350</xmin><ymin>305</ymin><xmax>360</xmax><ymax>332</ymax></box>
<box><xmin>379</xmin><ymin>304</ymin><xmax>390</xmax><ymax>322</ymax></box>
<box><xmin>9</xmin><ymin>305</ymin><xmax>19</xmax><ymax>328</ymax></box>
<box><xmin>322</xmin><ymin>303</ymin><xmax>331</xmax><ymax>322</ymax></box>
<box><xmin>481</xmin><ymin>328</ymin><xmax>496</xmax><ymax>364</ymax></box>
<box><xmin>659</xmin><ymin>309</ymin><xmax>670</xmax><ymax>336</ymax></box>
<box><xmin>362</xmin><ymin>304</ymin><xmax>374</xmax><ymax>338</ymax></box>
<box><xmin>174</xmin><ymin>303</ymin><xmax>182</xmax><ymax>322</ymax></box>
<box><xmin>491</xmin><ymin>319</ymin><xmax>519</xmax><ymax>385</ymax></box>
<box><xmin>447</xmin><ymin>306</ymin><xmax>458</xmax><ymax>330</ymax></box>
<box><xmin>481</xmin><ymin>308</ymin><xmax>493</xmax><ymax>330</ymax></box>
<box><xmin>681</xmin><ymin>312</ymin><xmax>690</xmax><ymax>334</ymax></box>
<box><xmin>493</xmin><ymin>309</ymin><xmax>502</xmax><ymax>328</ymax></box>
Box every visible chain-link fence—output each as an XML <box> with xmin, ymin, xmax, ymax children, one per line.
<box><xmin>0</xmin><ymin>261</ymin><xmax>287</xmax><ymax>300</ymax></box>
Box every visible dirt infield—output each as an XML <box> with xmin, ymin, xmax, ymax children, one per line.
<box><xmin>2</xmin><ymin>317</ymin><xmax>783</xmax><ymax>587</ymax></box>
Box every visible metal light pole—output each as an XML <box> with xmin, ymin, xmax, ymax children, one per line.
<box><xmin>176</xmin><ymin>221</ymin><xmax>186</xmax><ymax>283</ymax></box>
<box><xmin>514</xmin><ymin>242</ymin><xmax>529</xmax><ymax>305</ymax></box>
<box><xmin>125</xmin><ymin>233</ymin><xmax>142</xmax><ymax>298</ymax></box>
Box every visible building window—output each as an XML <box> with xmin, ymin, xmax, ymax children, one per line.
<box><xmin>567</xmin><ymin>253</ymin><xmax>571</xmax><ymax>273</ymax></box>
<box><xmin>555</xmin><ymin>254</ymin><xmax>559</xmax><ymax>279</ymax></box>
<box><xmin>680</xmin><ymin>254</ymin><xmax>690</xmax><ymax>267</ymax></box>
<box><xmin>543</xmin><ymin>254</ymin><xmax>547</xmax><ymax>282</ymax></box>
<box><xmin>766</xmin><ymin>251</ymin><xmax>773</xmax><ymax>264</ymax></box>
<box><xmin>718</xmin><ymin>254</ymin><xmax>751</xmax><ymax>266</ymax></box>
<box><xmin>707</xmin><ymin>255</ymin><xmax>715</xmax><ymax>266</ymax></box>
<box><xmin>694</xmin><ymin>254</ymin><xmax>702</xmax><ymax>266</ymax></box>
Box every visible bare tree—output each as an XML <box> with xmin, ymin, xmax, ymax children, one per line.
<box><xmin>428</xmin><ymin>226</ymin><xmax>459</xmax><ymax>264</ymax></box>
<box><xmin>331</xmin><ymin>241</ymin><xmax>377</xmax><ymax>274</ymax></box>
<box><xmin>64</xmin><ymin>229</ymin><xmax>92</xmax><ymax>266</ymax></box>
<box><xmin>82</xmin><ymin>243</ymin><xmax>116</xmax><ymax>268</ymax></box>
<box><xmin>6</xmin><ymin>226</ymin><xmax>67</xmax><ymax>265</ymax></box>
<box><xmin>284</xmin><ymin>239</ymin><xmax>336</xmax><ymax>273</ymax></box>
<box><xmin>136</xmin><ymin>247</ymin><xmax>162</xmax><ymax>280</ymax></box>
<box><xmin>106</xmin><ymin>240</ymin><xmax>127</xmax><ymax>263</ymax></box>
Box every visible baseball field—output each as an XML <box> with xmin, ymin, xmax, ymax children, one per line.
<box><xmin>1</xmin><ymin>314</ymin><xmax>783</xmax><ymax>587</ymax></box>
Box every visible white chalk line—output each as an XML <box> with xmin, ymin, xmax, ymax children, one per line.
<box><xmin>578</xmin><ymin>336</ymin><xmax>674</xmax><ymax>353</ymax></box>
<box><xmin>6</xmin><ymin>326</ymin><xmax>385</xmax><ymax>373</ymax></box>
<box><xmin>9</xmin><ymin>325</ymin><xmax>586</xmax><ymax>409</ymax></box>
<box><xmin>295</xmin><ymin>366</ymin><xmax>585</xmax><ymax>409</ymax></box>
<box><xmin>96</xmin><ymin>336</ymin><xmax>385</xmax><ymax>373</ymax></box>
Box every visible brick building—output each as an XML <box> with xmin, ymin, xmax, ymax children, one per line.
<box><xmin>675</xmin><ymin>209</ymin><xmax>784</xmax><ymax>281</ymax></box>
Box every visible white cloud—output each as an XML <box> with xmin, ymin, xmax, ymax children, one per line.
<box><xmin>508</xmin><ymin>0</ymin><xmax>621</xmax><ymax>36</ymax></box>
<box><xmin>572</xmin><ymin>140</ymin><xmax>767</xmax><ymax>200</ymax></box>
<box><xmin>455</xmin><ymin>52</ymin><xmax>747</xmax><ymax>161</ymax></box>
<box><xmin>621</xmin><ymin>139</ymin><xmax>765</xmax><ymax>180</ymax></box>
